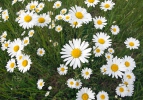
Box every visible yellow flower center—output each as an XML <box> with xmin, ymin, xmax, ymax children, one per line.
<box><xmin>30</xmin><ymin>32</ymin><xmax>34</xmax><ymax>36</ymax></box>
<box><xmin>75</xmin><ymin>12</ymin><xmax>83</xmax><ymax>19</ymax></box>
<box><xmin>73</xmin><ymin>21</ymin><xmax>78</xmax><ymax>26</ymax></box>
<box><xmin>58</xmin><ymin>16</ymin><xmax>62</xmax><ymax>20</ymax></box>
<box><xmin>85</xmin><ymin>72</ymin><xmax>89</xmax><ymax>75</ymax></box>
<box><xmin>13</xmin><ymin>45</ymin><xmax>19</xmax><ymax>52</ymax></box>
<box><xmin>60</xmin><ymin>67</ymin><xmax>65</xmax><ymax>72</ymax></box>
<box><xmin>22</xmin><ymin>60</ymin><xmax>28</xmax><ymax>67</ymax></box>
<box><xmin>97</xmin><ymin>20</ymin><xmax>102</xmax><ymax>25</ymax></box>
<box><xmin>112</xmin><ymin>28</ymin><xmax>117</xmax><ymax>32</ymax></box>
<box><xmin>109</xmin><ymin>50</ymin><xmax>112</xmax><ymax>52</ymax></box>
<box><xmin>76</xmin><ymin>82</ymin><xmax>79</xmax><ymax>86</ymax></box>
<box><xmin>30</xmin><ymin>5</ymin><xmax>35</xmax><ymax>10</ymax></box>
<box><xmin>98</xmin><ymin>38</ymin><xmax>105</xmax><ymax>44</ymax></box>
<box><xmin>82</xmin><ymin>93</ymin><xmax>89</xmax><ymax>100</ymax></box>
<box><xmin>100</xmin><ymin>94</ymin><xmax>105</xmax><ymax>99</ymax></box>
<box><xmin>10</xmin><ymin>63</ymin><xmax>15</xmax><ymax>68</ymax></box>
<box><xmin>24</xmin><ymin>40</ymin><xmax>28</xmax><ymax>44</ymax></box>
<box><xmin>39</xmin><ymin>50</ymin><xmax>43</xmax><ymax>54</ymax></box>
<box><xmin>104</xmin><ymin>4</ymin><xmax>110</xmax><ymax>8</ymax></box>
<box><xmin>70</xmin><ymin>81</ymin><xmax>74</xmax><ymax>85</ymax></box>
<box><xmin>129</xmin><ymin>42</ymin><xmax>134</xmax><ymax>46</ymax></box>
<box><xmin>39</xmin><ymin>82</ymin><xmax>43</xmax><ymax>86</ymax></box>
<box><xmin>71</xmin><ymin>48</ymin><xmax>81</xmax><ymax>58</ymax></box>
<box><xmin>88</xmin><ymin>0</ymin><xmax>95</xmax><ymax>3</ymax></box>
<box><xmin>38</xmin><ymin>17</ymin><xmax>45</xmax><ymax>23</ymax></box>
<box><xmin>96</xmin><ymin>48</ymin><xmax>100</xmax><ymax>53</ymax></box>
<box><xmin>5</xmin><ymin>43</ymin><xmax>8</xmax><ymax>47</ymax></box>
<box><xmin>56</xmin><ymin>3</ymin><xmax>60</xmax><ymax>7</ymax></box>
<box><xmin>107</xmin><ymin>55</ymin><xmax>110</xmax><ymax>59</ymax></box>
<box><xmin>119</xmin><ymin>87</ymin><xmax>124</xmax><ymax>92</ymax></box>
<box><xmin>65</xmin><ymin>16</ymin><xmax>70</xmax><ymax>20</ymax></box>
<box><xmin>19</xmin><ymin>56</ymin><xmax>23</xmax><ymax>60</ymax></box>
<box><xmin>57</xmin><ymin>27</ymin><xmax>61</xmax><ymax>31</ymax></box>
<box><xmin>125</xmin><ymin>61</ymin><xmax>130</xmax><ymax>67</ymax></box>
<box><xmin>127</xmin><ymin>75</ymin><xmax>131</xmax><ymax>79</ymax></box>
<box><xmin>24</xmin><ymin>15</ymin><xmax>32</xmax><ymax>22</ymax></box>
<box><xmin>124</xmin><ymin>81</ymin><xmax>128</xmax><ymax>85</ymax></box>
<box><xmin>111</xmin><ymin>64</ymin><xmax>119</xmax><ymax>72</ymax></box>
<box><xmin>103</xmin><ymin>68</ymin><xmax>106</xmax><ymax>72</ymax></box>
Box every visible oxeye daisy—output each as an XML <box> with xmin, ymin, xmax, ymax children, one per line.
<box><xmin>69</xmin><ymin>20</ymin><xmax>82</xmax><ymax>28</ymax></box>
<box><xmin>75</xmin><ymin>79</ymin><xmax>82</xmax><ymax>89</ymax></box>
<box><xmin>7</xmin><ymin>38</ymin><xmax>24</xmax><ymax>57</ymax></box>
<box><xmin>123</xmin><ymin>71</ymin><xmax>135</xmax><ymax>82</ymax></box>
<box><xmin>55</xmin><ymin>14</ymin><xmax>63</xmax><ymax>20</ymax></box>
<box><xmin>37</xmin><ymin>48</ymin><xmax>45</xmax><ymax>56</ymax></box>
<box><xmin>126</xmin><ymin>85</ymin><xmax>134</xmax><ymax>97</ymax></box>
<box><xmin>105</xmin><ymin>53</ymin><xmax>113</xmax><ymax>61</ymax></box>
<box><xmin>18</xmin><ymin>10</ymin><xmax>37</xmax><ymax>29</ymax></box>
<box><xmin>37</xmin><ymin>2</ymin><xmax>45</xmax><ymax>11</ymax></box>
<box><xmin>17</xmin><ymin>55</ymin><xmax>32</xmax><ymax>73</ymax></box>
<box><xmin>36</xmin><ymin>13</ymin><xmax>51</xmax><ymax>27</ymax></box>
<box><xmin>106</xmin><ymin>57</ymin><xmax>126</xmax><ymax>78</ymax></box>
<box><xmin>108</xmin><ymin>48</ymin><xmax>114</xmax><ymax>54</ymax></box>
<box><xmin>26</xmin><ymin>1</ymin><xmax>38</xmax><ymax>10</ymax></box>
<box><xmin>2</xmin><ymin>10</ymin><xmax>9</xmax><ymax>21</ymax></box>
<box><xmin>69</xmin><ymin>5</ymin><xmax>92</xmax><ymax>24</ymax></box>
<box><xmin>122</xmin><ymin>56</ymin><xmax>136</xmax><ymax>71</ymax></box>
<box><xmin>93</xmin><ymin>32</ymin><xmax>112</xmax><ymax>50</ymax></box>
<box><xmin>60</xmin><ymin>38</ymin><xmax>92</xmax><ymax>69</ymax></box>
<box><xmin>124</xmin><ymin>37</ymin><xmax>140</xmax><ymax>50</ymax></box>
<box><xmin>93</xmin><ymin>46</ymin><xmax>104</xmax><ymax>57</ymax></box>
<box><xmin>16</xmin><ymin>53</ymin><xmax>25</xmax><ymax>61</ymax></box>
<box><xmin>100</xmin><ymin>0</ymin><xmax>115</xmax><ymax>11</ymax></box>
<box><xmin>96</xmin><ymin>91</ymin><xmax>109</xmax><ymax>100</ymax></box>
<box><xmin>57</xmin><ymin>64</ymin><xmax>68</xmax><ymax>75</ymax></box>
<box><xmin>55</xmin><ymin>25</ymin><xmax>62</xmax><ymax>32</ymax></box>
<box><xmin>37</xmin><ymin>79</ymin><xmax>45</xmax><ymax>90</ymax></box>
<box><xmin>22</xmin><ymin>37</ymin><xmax>29</xmax><ymax>46</ymax></box>
<box><xmin>1</xmin><ymin>31</ymin><xmax>7</xmax><ymax>38</ymax></box>
<box><xmin>67</xmin><ymin>78</ymin><xmax>76</xmax><ymax>88</ymax></box>
<box><xmin>115</xmin><ymin>84</ymin><xmax>128</xmax><ymax>97</ymax></box>
<box><xmin>1</xmin><ymin>40</ymin><xmax>10</xmax><ymax>51</ymax></box>
<box><xmin>53</xmin><ymin>1</ymin><xmax>62</xmax><ymax>9</ymax></box>
<box><xmin>111</xmin><ymin>25</ymin><xmax>120</xmax><ymax>35</ymax></box>
<box><xmin>93</xmin><ymin>16</ymin><xmax>107</xmax><ymax>29</ymax></box>
<box><xmin>28</xmin><ymin>30</ymin><xmax>35</xmax><ymax>37</ymax></box>
<box><xmin>81</xmin><ymin>67</ymin><xmax>92</xmax><ymax>79</ymax></box>
<box><xmin>76</xmin><ymin>87</ymin><xmax>95</xmax><ymax>100</ymax></box>
<box><xmin>84</xmin><ymin>0</ymin><xmax>100</xmax><ymax>7</ymax></box>
<box><xmin>63</xmin><ymin>14</ymin><xmax>71</xmax><ymax>22</ymax></box>
<box><xmin>5</xmin><ymin>58</ymin><xmax>16</xmax><ymax>73</ymax></box>
<box><xmin>100</xmin><ymin>65</ymin><xmax>107</xmax><ymax>75</ymax></box>
<box><xmin>122</xmin><ymin>78</ymin><xmax>134</xmax><ymax>86</ymax></box>
<box><xmin>60</xmin><ymin>8</ymin><xmax>67</xmax><ymax>15</ymax></box>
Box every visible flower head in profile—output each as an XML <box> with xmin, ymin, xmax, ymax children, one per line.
<box><xmin>37</xmin><ymin>79</ymin><xmax>45</xmax><ymax>90</ymax></box>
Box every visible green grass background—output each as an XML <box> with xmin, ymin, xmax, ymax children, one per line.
<box><xmin>0</xmin><ymin>0</ymin><xmax>143</xmax><ymax>99</ymax></box>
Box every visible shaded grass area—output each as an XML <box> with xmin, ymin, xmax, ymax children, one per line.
<box><xmin>0</xmin><ymin>0</ymin><xmax>143</xmax><ymax>99</ymax></box>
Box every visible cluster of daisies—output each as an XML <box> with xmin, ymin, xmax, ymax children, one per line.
<box><xmin>0</xmin><ymin>7</ymin><xmax>9</xmax><ymax>21</ymax></box>
<box><xmin>0</xmin><ymin>30</ymin><xmax>36</xmax><ymax>73</ymax></box>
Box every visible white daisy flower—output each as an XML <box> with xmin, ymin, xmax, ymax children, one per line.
<box><xmin>63</xmin><ymin>14</ymin><xmax>71</xmax><ymax>22</ymax></box>
<box><xmin>48</xmin><ymin>86</ymin><xmax>52</xmax><ymax>90</ymax></box>
<box><xmin>26</xmin><ymin>1</ymin><xmax>38</xmax><ymax>10</ymax></box>
<box><xmin>122</xmin><ymin>78</ymin><xmax>134</xmax><ymax>86</ymax></box>
<box><xmin>17</xmin><ymin>55</ymin><xmax>32</xmax><ymax>73</ymax></box>
<box><xmin>123</xmin><ymin>71</ymin><xmax>135</xmax><ymax>82</ymax></box>
<box><xmin>126</xmin><ymin>84</ymin><xmax>134</xmax><ymax>97</ymax></box>
<box><xmin>100</xmin><ymin>65</ymin><xmax>107</xmax><ymax>75</ymax></box>
<box><xmin>1</xmin><ymin>31</ymin><xmax>7</xmax><ymax>39</ymax></box>
<box><xmin>57</xmin><ymin>64</ymin><xmax>68</xmax><ymax>75</ymax></box>
<box><xmin>53</xmin><ymin>1</ymin><xmax>62</xmax><ymax>9</ymax></box>
<box><xmin>93</xmin><ymin>46</ymin><xmax>104</xmax><ymax>57</ymax></box>
<box><xmin>22</xmin><ymin>37</ymin><xmax>29</xmax><ymax>46</ymax></box>
<box><xmin>111</xmin><ymin>25</ymin><xmax>120</xmax><ymax>35</ymax></box>
<box><xmin>67</xmin><ymin>78</ymin><xmax>76</xmax><ymax>88</ymax></box>
<box><xmin>96</xmin><ymin>91</ymin><xmax>109</xmax><ymax>100</ymax></box>
<box><xmin>116</xmin><ymin>84</ymin><xmax>128</xmax><ymax>97</ymax></box>
<box><xmin>60</xmin><ymin>8</ymin><xmax>67</xmax><ymax>15</ymax></box>
<box><xmin>81</xmin><ymin>67</ymin><xmax>92</xmax><ymax>79</ymax></box>
<box><xmin>1</xmin><ymin>40</ymin><xmax>10</xmax><ymax>51</ymax></box>
<box><xmin>60</xmin><ymin>39</ymin><xmax>92</xmax><ymax>69</ymax></box>
<box><xmin>7</xmin><ymin>38</ymin><xmax>24</xmax><ymax>57</ymax></box>
<box><xmin>69</xmin><ymin>5</ymin><xmax>92</xmax><ymax>24</ymax></box>
<box><xmin>37</xmin><ymin>2</ymin><xmax>45</xmax><ymax>11</ymax></box>
<box><xmin>55</xmin><ymin>25</ymin><xmax>62</xmax><ymax>32</ymax></box>
<box><xmin>84</xmin><ymin>0</ymin><xmax>100</xmax><ymax>7</ymax></box>
<box><xmin>28</xmin><ymin>30</ymin><xmax>35</xmax><ymax>37</ymax></box>
<box><xmin>105</xmin><ymin>53</ymin><xmax>113</xmax><ymax>61</ymax></box>
<box><xmin>18</xmin><ymin>10</ymin><xmax>37</xmax><ymax>29</ymax></box>
<box><xmin>16</xmin><ymin>53</ymin><xmax>25</xmax><ymax>61</ymax></box>
<box><xmin>122</xmin><ymin>56</ymin><xmax>136</xmax><ymax>71</ymax></box>
<box><xmin>75</xmin><ymin>79</ymin><xmax>82</xmax><ymax>89</ymax></box>
<box><xmin>69</xmin><ymin>20</ymin><xmax>82</xmax><ymax>28</ymax></box>
<box><xmin>55</xmin><ymin>14</ymin><xmax>63</xmax><ymax>20</ymax></box>
<box><xmin>106</xmin><ymin>57</ymin><xmax>126</xmax><ymax>78</ymax></box>
<box><xmin>108</xmin><ymin>48</ymin><xmax>114</xmax><ymax>54</ymax></box>
<box><xmin>93</xmin><ymin>16</ymin><xmax>107</xmax><ymax>29</ymax></box>
<box><xmin>37</xmin><ymin>79</ymin><xmax>45</xmax><ymax>90</ymax></box>
<box><xmin>2</xmin><ymin>10</ymin><xmax>9</xmax><ymax>21</ymax></box>
<box><xmin>124</xmin><ymin>37</ymin><xmax>140</xmax><ymax>50</ymax></box>
<box><xmin>93</xmin><ymin>32</ymin><xmax>112</xmax><ymax>50</ymax></box>
<box><xmin>100</xmin><ymin>0</ymin><xmax>115</xmax><ymax>11</ymax></box>
<box><xmin>36</xmin><ymin>13</ymin><xmax>51</xmax><ymax>27</ymax></box>
<box><xmin>5</xmin><ymin>58</ymin><xmax>16</xmax><ymax>73</ymax></box>
<box><xmin>76</xmin><ymin>87</ymin><xmax>95</xmax><ymax>100</ymax></box>
<box><xmin>37</xmin><ymin>48</ymin><xmax>45</xmax><ymax>56</ymax></box>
